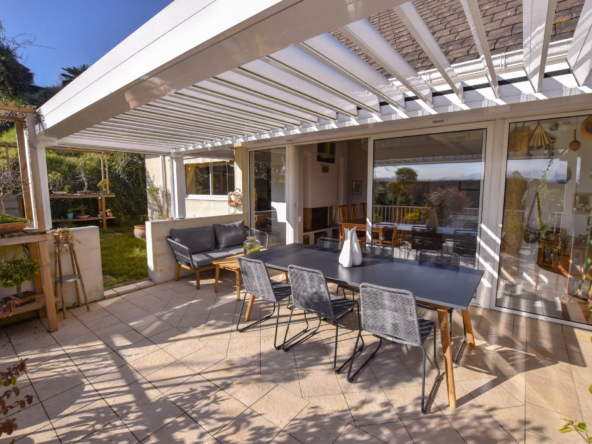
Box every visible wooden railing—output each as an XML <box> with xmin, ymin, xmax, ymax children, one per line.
<box><xmin>373</xmin><ymin>205</ymin><xmax>479</xmax><ymax>224</ymax></box>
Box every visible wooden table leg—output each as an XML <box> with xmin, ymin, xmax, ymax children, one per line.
<box><xmin>245</xmin><ymin>295</ymin><xmax>256</xmax><ymax>322</ymax></box>
<box><xmin>214</xmin><ymin>265</ymin><xmax>219</xmax><ymax>293</ymax></box>
<box><xmin>285</xmin><ymin>271</ymin><xmax>289</xmax><ymax>283</ymax></box>
<box><xmin>461</xmin><ymin>309</ymin><xmax>476</xmax><ymax>350</ymax></box>
<box><xmin>236</xmin><ymin>269</ymin><xmax>241</xmax><ymax>301</ymax></box>
<box><xmin>438</xmin><ymin>307</ymin><xmax>456</xmax><ymax>408</ymax></box>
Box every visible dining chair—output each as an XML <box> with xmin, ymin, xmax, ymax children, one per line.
<box><xmin>411</xmin><ymin>226</ymin><xmax>444</xmax><ymax>257</ymax></box>
<box><xmin>453</xmin><ymin>229</ymin><xmax>478</xmax><ymax>258</ymax></box>
<box><xmin>417</xmin><ymin>250</ymin><xmax>467</xmax><ymax>362</ymax></box>
<box><xmin>350</xmin><ymin>204</ymin><xmax>358</xmax><ymax>221</ymax></box>
<box><xmin>337</xmin><ymin>205</ymin><xmax>349</xmax><ymax>223</ymax></box>
<box><xmin>237</xmin><ymin>257</ymin><xmax>292</xmax><ymax>350</ymax></box>
<box><xmin>338</xmin><ymin>243</ymin><xmax>393</xmax><ymax>299</ymax></box>
<box><xmin>316</xmin><ymin>237</ymin><xmax>340</xmax><ymax>250</ymax></box>
<box><xmin>340</xmin><ymin>222</ymin><xmax>366</xmax><ymax>244</ymax></box>
<box><xmin>284</xmin><ymin>265</ymin><xmax>364</xmax><ymax>373</ymax></box>
<box><xmin>361</xmin><ymin>203</ymin><xmax>367</xmax><ymax>221</ymax></box>
<box><xmin>347</xmin><ymin>283</ymin><xmax>440</xmax><ymax>414</ymax></box>
<box><xmin>378</xmin><ymin>223</ymin><xmax>400</xmax><ymax>247</ymax></box>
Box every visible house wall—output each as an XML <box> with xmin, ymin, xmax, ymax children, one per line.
<box><xmin>345</xmin><ymin>139</ymin><xmax>368</xmax><ymax>209</ymax></box>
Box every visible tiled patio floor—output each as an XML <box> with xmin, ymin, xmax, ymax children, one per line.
<box><xmin>1</xmin><ymin>270</ymin><xmax>591</xmax><ymax>443</ymax></box>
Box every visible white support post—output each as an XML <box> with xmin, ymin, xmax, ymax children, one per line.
<box><xmin>286</xmin><ymin>144</ymin><xmax>299</xmax><ymax>244</ymax></box>
<box><xmin>366</xmin><ymin>136</ymin><xmax>374</xmax><ymax>242</ymax></box>
<box><xmin>25</xmin><ymin>115</ymin><xmax>52</xmax><ymax>231</ymax></box>
<box><xmin>523</xmin><ymin>0</ymin><xmax>558</xmax><ymax>92</ymax></box>
<box><xmin>171</xmin><ymin>153</ymin><xmax>186</xmax><ymax>219</ymax></box>
<box><xmin>567</xmin><ymin>0</ymin><xmax>592</xmax><ymax>86</ymax></box>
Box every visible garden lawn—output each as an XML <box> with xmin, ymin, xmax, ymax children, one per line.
<box><xmin>99</xmin><ymin>227</ymin><xmax>148</xmax><ymax>287</ymax></box>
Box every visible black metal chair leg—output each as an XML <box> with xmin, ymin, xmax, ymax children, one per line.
<box><xmin>347</xmin><ymin>334</ymin><xmax>381</xmax><ymax>382</ymax></box>
<box><xmin>236</xmin><ymin>293</ymin><xmax>276</xmax><ymax>333</ymax></box>
<box><xmin>283</xmin><ymin>308</ymin><xmax>321</xmax><ymax>351</ymax></box>
<box><xmin>453</xmin><ymin>323</ymin><xmax>468</xmax><ymax>363</ymax></box>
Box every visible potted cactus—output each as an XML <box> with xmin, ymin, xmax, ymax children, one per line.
<box><xmin>66</xmin><ymin>206</ymin><xmax>74</xmax><ymax>220</ymax></box>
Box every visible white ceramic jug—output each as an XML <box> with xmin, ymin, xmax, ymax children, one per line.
<box><xmin>339</xmin><ymin>228</ymin><xmax>354</xmax><ymax>268</ymax></box>
<box><xmin>351</xmin><ymin>229</ymin><xmax>362</xmax><ymax>266</ymax></box>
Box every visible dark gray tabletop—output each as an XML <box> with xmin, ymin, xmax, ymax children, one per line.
<box><xmin>248</xmin><ymin>243</ymin><xmax>483</xmax><ymax>310</ymax></box>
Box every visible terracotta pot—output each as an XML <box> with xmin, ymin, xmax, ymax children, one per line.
<box><xmin>134</xmin><ymin>225</ymin><xmax>146</xmax><ymax>239</ymax></box>
<box><xmin>53</xmin><ymin>232</ymin><xmax>70</xmax><ymax>244</ymax></box>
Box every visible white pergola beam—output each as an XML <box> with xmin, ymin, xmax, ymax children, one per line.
<box><xmin>92</xmin><ymin>123</ymin><xmax>213</xmax><ymax>142</ymax></box>
<box><xmin>460</xmin><ymin>0</ymin><xmax>499</xmax><ymax>97</ymax></box>
<box><xmin>103</xmin><ymin>117</ymin><xmax>243</xmax><ymax>139</ymax></box>
<box><xmin>71</xmin><ymin>133</ymin><xmax>178</xmax><ymax>150</ymax></box>
<box><xmin>523</xmin><ymin>0</ymin><xmax>558</xmax><ymax>92</ymax></box>
<box><xmin>393</xmin><ymin>2</ymin><xmax>463</xmax><ymax>101</ymax></box>
<box><xmin>336</xmin><ymin>20</ymin><xmax>433</xmax><ymax>105</ymax></box>
<box><xmin>567</xmin><ymin>0</ymin><xmax>592</xmax><ymax>86</ymax></box>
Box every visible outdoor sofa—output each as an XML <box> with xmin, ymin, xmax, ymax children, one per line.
<box><xmin>166</xmin><ymin>220</ymin><xmax>268</xmax><ymax>289</ymax></box>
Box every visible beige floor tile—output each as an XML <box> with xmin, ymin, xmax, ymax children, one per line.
<box><xmin>121</xmin><ymin>394</ymin><xmax>184</xmax><ymax>441</ymax></box>
<box><xmin>1</xmin><ymin>403</ymin><xmax>50</xmax><ymax>442</ymax></box>
<box><xmin>52</xmin><ymin>399</ymin><xmax>119</xmax><ymax>443</ymax></box>
<box><xmin>115</xmin><ymin>306</ymin><xmax>150</xmax><ymax>323</ymax></box>
<box><xmin>252</xmin><ymin>386</ymin><xmax>309</xmax><ymax>429</ymax></box>
<box><xmin>402</xmin><ymin>416</ymin><xmax>465</xmax><ymax>444</ymax></box>
<box><xmin>167</xmin><ymin>374</ymin><xmax>220</xmax><ymax>411</ymax></box>
<box><xmin>458</xmin><ymin>378</ymin><xmax>524</xmax><ymax>411</ymax></box>
<box><xmin>14</xmin><ymin>423</ymin><xmax>62</xmax><ymax>443</ymax></box>
<box><xmin>105</xmin><ymin>378</ymin><xmax>163</xmax><ymax>417</ymax></box>
<box><xmin>201</xmin><ymin>358</ymin><xmax>252</xmax><ymax>389</ymax></box>
<box><xmin>129</xmin><ymin>348</ymin><xmax>176</xmax><ymax>377</ymax></box>
<box><xmin>568</xmin><ymin>351</ymin><xmax>592</xmax><ymax>391</ymax></box>
<box><xmin>96</xmin><ymin>323</ymin><xmax>145</xmax><ymax>350</ymax></box>
<box><xmin>215</xmin><ymin>409</ymin><xmax>281</xmax><ymax>444</ymax></box>
<box><xmin>468</xmin><ymin>335</ymin><xmax>526</xmax><ymax>355</ymax></box>
<box><xmin>525</xmin><ymin>374</ymin><xmax>581</xmax><ymax>418</ymax></box>
<box><xmin>284</xmin><ymin>404</ymin><xmax>348</xmax><ymax>444</ymax></box>
<box><xmin>260</xmin><ymin>347</ymin><xmax>298</xmax><ymax>375</ymax></box>
<box><xmin>344</xmin><ymin>390</ymin><xmax>400</xmax><ymax>427</ymax></box>
<box><xmin>77</xmin><ymin>350</ymin><xmax>127</xmax><ymax>379</ymax></box>
<box><xmin>263</xmin><ymin>370</ymin><xmax>303</xmax><ymax>398</ymax></box>
<box><xmin>525</xmin><ymin>402</ymin><xmax>583</xmax><ymax>444</ymax></box>
<box><xmin>181</xmin><ymin>345</ymin><xmax>226</xmax><ymax>373</ymax></box>
<box><xmin>299</xmin><ymin>368</ymin><xmax>343</xmax><ymax>397</ymax></box>
<box><xmin>360</xmin><ymin>422</ymin><xmax>414</xmax><ymax>444</ymax></box>
<box><xmin>51</xmin><ymin>323</ymin><xmax>92</xmax><ymax>344</ymax></box>
<box><xmin>384</xmin><ymin>386</ymin><xmax>442</xmax><ymax>420</ymax></box>
<box><xmin>77</xmin><ymin>419</ymin><xmax>138</xmax><ymax>443</ymax></box>
<box><xmin>271</xmin><ymin>431</ymin><xmax>303</xmax><ymax>443</ymax></box>
<box><xmin>306</xmin><ymin>394</ymin><xmax>354</xmax><ymax>423</ymax></box>
<box><xmin>488</xmin><ymin>406</ymin><xmax>526</xmax><ymax>444</ymax></box>
<box><xmin>225</xmin><ymin>373</ymin><xmax>277</xmax><ymax>406</ymax></box>
<box><xmin>447</xmin><ymin>410</ymin><xmax>518</xmax><ymax>443</ymax></box>
<box><xmin>434</xmin><ymin>380</ymin><xmax>485</xmax><ymax>417</ymax></box>
<box><xmin>188</xmin><ymin>391</ymin><xmax>247</xmax><ymax>435</ymax></box>
<box><xmin>31</xmin><ymin>368</ymin><xmax>86</xmax><ymax>401</ymax></box>
<box><xmin>143</xmin><ymin>414</ymin><xmax>211</xmax><ymax>444</ymax></box>
<box><xmin>88</xmin><ymin>364</ymin><xmax>143</xmax><ymax>397</ymax></box>
<box><xmin>41</xmin><ymin>381</ymin><xmax>101</xmax><ymax>420</ymax></box>
<box><xmin>333</xmin><ymin>424</ymin><xmax>386</xmax><ymax>444</ymax></box>
<box><xmin>162</xmin><ymin>335</ymin><xmax>205</xmax><ymax>359</ymax></box>
<box><xmin>117</xmin><ymin>339</ymin><xmax>161</xmax><ymax>363</ymax></box>
<box><xmin>527</xmin><ymin>341</ymin><xmax>569</xmax><ymax>361</ymax></box>
<box><xmin>75</xmin><ymin>306</ymin><xmax>112</xmax><ymax>324</ymax></box>
<box><xmin>146</xmin><ymin>360</ymin><xmax>197</xmax><ymax>393</ymax></box>
<box><xmin>200</xmin><ymin>337</ymin><xmax>231</xmax><ymax>354</ymax></box>
<box><xmin>227</xmin><ymin>336</ymin><xmax>261</xmax><ymax>356</ymax></box>
<box><xmin>85</xmin><ymin>313</ymin><xmax>121</xmax><ymax>331</ymax></box>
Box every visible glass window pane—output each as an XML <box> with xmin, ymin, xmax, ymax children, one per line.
<box><xmin>497</xmin><ymin>115</ymin><xmax>592</xmax><ymax>326</ymax></box>
<box><xmin>373</xmin><ymin>129</ymin><xmax>485</xmax><ymax>267</ymax></box>
<box><xmin>185</xmin><ymin>163</ymin><xmax>210</xmax><ymax>195</ymax></box>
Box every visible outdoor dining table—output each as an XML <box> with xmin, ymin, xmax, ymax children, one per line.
<box><xmin>245</xmin><ymin>243</ymin><xmax>483</xmax><ymax>409</ymax></box>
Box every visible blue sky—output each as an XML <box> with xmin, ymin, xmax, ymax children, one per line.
<box><xmin>2</xmin><ymin>0</ymin><xmax>173</xmax><ymax>87</ymax></box>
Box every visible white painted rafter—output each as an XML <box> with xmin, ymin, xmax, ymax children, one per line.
<box><xmin>393</xmin><ymin>2</ymin><xmax>463</xmax><ymax>101</ymax></box>
<box><xmin>460</xmin><ymin>0</ymin><xmax>499</xmax><ymax>97</ymax></box>
<box><xmin>336</xmin><ymin>20</ymin><xmax>433</xmax><ymax>105</ymax></box>
<box><xmin>567</xmin><ymin>0</ymin><xmax>592</xmax><ymax>86</ymax></box>
<box><xmin>523</xmin><ymin>0</ymin><xmax>558</xmax><ymax>92</ymax></box>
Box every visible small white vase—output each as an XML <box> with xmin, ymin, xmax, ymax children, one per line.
<box><xmin>339</xmin><ymin>228</ymin><xmax>353</xmax><ymax>268</ymax></box>
<box><xmin>426</xmin><ymin>210</ymin><xmax>438</xmax><ymax>229</ymax></box>
<box><xmin>351</xmin><ymin>229</ymin><xmax>362</xmax><ymax>266</ymax></box>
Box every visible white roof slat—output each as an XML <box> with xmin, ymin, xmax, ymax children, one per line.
<box><xmin>298</xmin><ymin>33</ymin><xmax>406</xmax><ymax>110</ymax></box>
<box><xmin>76</xmin><ymin>130</ymin><xmax>189</xmax><ymax>147</ymax></box>
<box><xmin>460</xmin><ymin>0</ymin><xmax>499</xmax><ymax>97</ymax></box>
<box><xmin>523</xmin><ymin>0</ymin><xmax>558</xmax><ymax>92</ymax></box>
<box><xmin>71</xmin><ymin>134</ymin><xmax>176</xmax><ymax>150</ymax></box>
<box><xmin>83</xmin><ymin>126</ymin><xmax>208</xmax><ymax>145</ymax></box>
<box><xmin>336</xmin><ymin>20</ymin><xmax>433</xmax><ymax>105</ymax></box>
<box><xmin>393</xmin><ymin>2</ymin><xmax>463</xmax><ymax>101</ymax></box>
<box><xmin>567</xmin><ymin>0</ymin><xmax>592</xmax><ymax>86</ymax></box>
<box><xmin>236</xmin><ymin>60</ymin><xmax>358</xmax><ymax>116</ymax></box>
<box><xmin>101</xmin><ymin>118</ymin><xmax>242</xmax><ymax>140</ymax></box>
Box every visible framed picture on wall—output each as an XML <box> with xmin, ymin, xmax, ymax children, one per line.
<box><xmin>573</xmin><ymin>193</ymin><xmax>592</xmax><ymax>213</ymax></box>
<box><xmin>352</xmin><ymin>181</ymin><xmax>362</xmax><ymax>195</ymax></box>
<box><xmin>317</xmin><ymin>142</ymin><xmax>336</xmax><ymax>163</ymax></box>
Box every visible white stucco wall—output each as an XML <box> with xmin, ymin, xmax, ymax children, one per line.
<box><xmin>185</xmin><ymin>198</ymin><xmax>235</xmax><ymax>218</ymax></box>
<box><xmin>146</xmin><ymin>213</ymin><xmax>246</xmax><ymax>284</ymax></box>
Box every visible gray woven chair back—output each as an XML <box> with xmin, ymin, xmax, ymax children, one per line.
<box><xmin>288</xmin><ymin>265</ymin><xmax>334</xmax><ymax>318</ymax></box>
<box><xmin>362</xmin><ymin>242</ymin><xmax>394</xmax><ymax>257</ymax></box>
<box><xmin>359</xmin><ymin>283</ymin><xmax>421</xmax><ymax>347</ymax></box>
<box><xmin>238</xmin><ymin>257</ymin><xmax>278</xmax><ymax>303</ymax></box>
<box><xmin>316</xmin><ymin>237</ymin><xmax>340</xmax><ymax>250</ymax></box>
<box><xmin>453</xmin><ymin>229</ymin><xmax>477</xmax><ymax>257</ymax></box>
<box><xmin>417</xmin><ymin>250</ymin><xmax>460</xmax><ymax>268</ymax></box>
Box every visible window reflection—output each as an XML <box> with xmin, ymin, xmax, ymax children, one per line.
<box><xmin>498</xmin><ymin>115</ymin><xmax>592</xmax><ymax>326</ymax></box>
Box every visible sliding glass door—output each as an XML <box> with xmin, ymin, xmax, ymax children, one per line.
<box><xmin>249</xmin><ymin>148</ymin><xmax>287</xmax><ymax>247</ymax></box>
<box><xmin>373</xmin><ymin>129</ymin><xmax>486</xmax><ymax>268</ymax></box>
<box><xmin>497</xmin><ymin>115</ymin><xmax>592</xmax><ymax>326</ymax></box>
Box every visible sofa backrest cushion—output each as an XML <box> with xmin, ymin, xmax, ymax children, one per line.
<box><xmin>213</xmin><ymin>220</ymin><xmax>246</xmax><ymax>249</ymax></box>
<box><xmin>170</xmin><ymin>226</ymin><xmax>215</xmax><ymax>254</ymax></box>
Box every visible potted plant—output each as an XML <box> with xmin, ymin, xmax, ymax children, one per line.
<box><xmin>0</xmin><ymin>256</ymin><xmax>39</xmax><ymax>300</ymax></box>
<box><xmin>134</xmin><ymin>214</ymin><xmax>148</xmax><ymax>239</ymax></box>
<box><xmin>97</xmin><ymin>179</ymin><xmax>112</xmax><ymax>194</ymax></box>
<box><xmin>76</xmin><ymin>204</ymin><xmax>89</xmax><ymax>219</ymax></box>
<box><xmin>53</xmin><ymin>227</ymin><xmax>74</xmax><ymax>245</ymax></box>
<box><xmin>106</xmin><ymin>209</ymin><xmax>113</xmax><ymax>217</ymax></box>
<box><xmin>48</xmin><ymin>172</ymin><xmax>66</xmax><ymax>194</ymax></box>
<box><xmin>64</xmin><ymin>184</ymin><xmax>72</xmax><ymax>194</ymax></box>
<box><xmin>66</xmin><ymin>206</ymin><xmax>74</xmax><ymax>220</ymax></box>
<box><xmin>0</xmin><ymin>166</ymin><xmax>29</xmax><ymax>234</ymax></box>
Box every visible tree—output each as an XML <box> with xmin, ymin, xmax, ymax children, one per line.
<box><xmin>0</xmin><ymin>21</ymin><xmax>34</xmax><ymax>104</ymax></box>
<box><xmin>392</xmin><ymin>167</ymin><xmax>418</xmax><ymax>205</ymax></box>
<box><xmin>60</xmin><ymin>64</ymin><xmax>89</xmax><ymax>86</ymax></box>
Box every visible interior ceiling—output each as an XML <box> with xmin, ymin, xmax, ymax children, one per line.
<box><xmin>64</xmin><ymin>0</ymin><xmax>592</xmax><ymax>154</ymax></box>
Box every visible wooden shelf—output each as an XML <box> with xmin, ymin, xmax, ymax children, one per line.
<box><xmin>52</xmin><ymin>216</ymin><xmax>116</xmax><ymax>223</ymax></box>
<box><xmin>0</xmin><ymin>233</ymin><xmax>49</xmax><ymax>247</ymax></box>
<box><xmin>0</xmin><ymin>294</ymin><xmax>48</xmax><ymax>319</ymax></box>
<box><xmin>50</xmin><ymin>194</ymin><xmax>115</xmax><ymax>199</ymax></box>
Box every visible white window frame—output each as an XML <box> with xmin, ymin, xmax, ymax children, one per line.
<box><xmin>185</xmin><ymin>160</ymin><xmax>235</xmax><ymax>200</ymax></box>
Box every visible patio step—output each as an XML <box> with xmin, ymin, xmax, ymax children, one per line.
<box><xmin>104</xmin><ymin>279</ymin><xmax>155</xmax><ymax>299</ymax></box>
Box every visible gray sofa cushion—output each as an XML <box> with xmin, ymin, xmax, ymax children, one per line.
<box><xmin>191</xmin><ymin>246</ymin><xmax>244</xmax><ymax>268</ymax></box>
<box><xmin>170</xmin><ymin>226</ymin><xmax>215</xmax><ymax>254</ymax></box>
<box><xmin>213</xmin><ymin>220</ymin><xmax>246</xmax><ymax>249</ymax></box>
